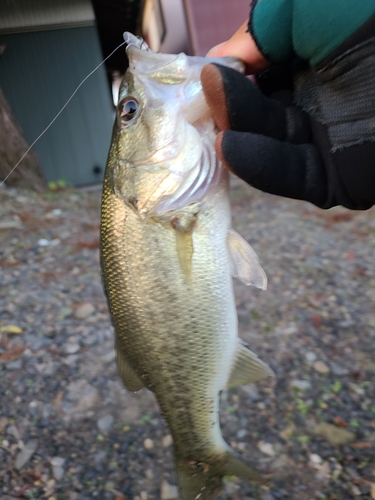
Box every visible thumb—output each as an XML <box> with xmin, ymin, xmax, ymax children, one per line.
<box><xmin>206</xmin><ymin>20</ymin><xmax>269</xmax><ymax>74</ymax></box>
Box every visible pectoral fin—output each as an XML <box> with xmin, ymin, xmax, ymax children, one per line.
<box><xmin>227</xmin><ymin>229</ymin><xmax>267</xmax><ymax>290</ymax></box>
<box><xmin>176</xmin><ymin>230</ymin><xmax>193</xmax><ymax>281</ymax></box>
<box><xmin>227</xmin><ymin>342</ymin><xmax>274</xmax><ymax>388</ymax></box>
<box><xmin>172</xmin><ymin>212</ymin><xmax>197</xmax><ymax>282</ymax></box>
<box><xmin>116</xmin><ymin>348</ymin><xmax>144</xmax><ymax>392</ymax></box>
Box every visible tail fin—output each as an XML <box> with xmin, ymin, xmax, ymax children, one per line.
<box><xmin>176</xmin><ymin>449</ymin><xmax>268</xmax><ymax>500</ymax></box>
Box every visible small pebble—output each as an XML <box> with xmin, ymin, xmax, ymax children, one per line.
<box><xmin>101</xmin><ymin>350</ymin><xmax>116</xmax><ymax>363</ymax></box>
<box><xmin>0</xmin><ymin>219</ymin><xmax>23</xmax><ymax>229</ymax></box>
<box><xmin>145</xmin><ymin>469</ymin><xmax>154</xmax><ymax>479</ymax></box>
<box><xmin>315</xmin><ymin>461</ymin><xmax>330</xmax><ymax>479</ymax></box>
<box><xmin>144</xmin><ymin>438</ymin><xmax>154</xmax><ymax>450</ymax></box>
<box><xmin>15</xmin><ymin>439</ymin><xmax>38</xmax><ymax>469</ymax></box>
<box><xmin>161</xmin><ymin>480</ymin><xmax>178</xmax><ymax>500</ymax></box>
<box><xmin>7</xmin><ymin>424</ymin><xmax>21</xmax><ymax>440</ymax></box>
<box><xmin>275</xmin><ymin>323</ymin><xmax>298</xmax><ymax>335</ymax></box>
<box><xmin>104</xmin><ymin>480</ymin><xmax>115</xmax><ymax>491</ymax></box>
<box><xmin>305</xmin><ymin>351</ymin><xmax>317</xmax><ymax>363</ymax></box>
<box><xmin>310</xmin><ymin>453</ymin><xmax>322</xmax><ymax>465</ymax></box>
<box><xmin>330</xmin><ymin>362</ymin><xmax>348</xmax><ymax>375</ymax></box>
<box><xmin>237</xmin><ymin>429</ymin><xmax>247</xmax><ymax>439</ymax></box>
<box><xmin>224</xmin><ymin>480</ymin><xmax>240</xmax><ymax>495</ymax></box>
<box><xmin>258</xmin><ymin>441</ymin><xmax>276</xmax><ymax>457</ymax></box>
<box><xmin>0</xmin><ymin>417</ymin><xmax>8</xmax><ymax>432</ymax></box>
<box><xmin>291</xmin><ymin>379</ymin><xmax>311</xmax><ymax>391</ymax></box>
<box><xmin>6</xmin><ymin>360</ymin><xmax>22</xmax><ymax>370</ymax></box>
<box><xmin>74</xmin><ymin>303</ymin><xmax>95</xmax><ymax>319</ymax></box>
<box><xmin>50</xmin><ymin>457</ymin><xmax>65</xmax><ymax>467</ymax></box>
<box><xmin>350</xmin><ymin>485</ymin><xmax>361</xmax><ymax>496</ymax></box>
<box><xmin>261</xmin><ymin>494</ymin><xmax>275</xmax><ymax>500</ymax></box>
<box><xmin>52</xmin><ymin>466</ymin><xmax>64</xmax><ymax>480</ymax></box>
<box><xmin>314</xmin><ymin>361</ymin><xmax>330</xmax><ymax>374</ymax></box>
<box><xmin>162</xmin><ymin>434</ymin><xmax>172</xmax><ymax>447</ymax></box>
<box><xmin>64</xmin><ymin>344</ymin><xmax>80</xmax><ymax>354</ymax></box>
<box><xmin>98</xmin><ymin>414</ymin><xmax>114</xmax><ymax>434</ymax></box>
<box><xmin>38</xmin><ymin>238</ymin><xmax>50</xmax><ymax>247</ymax></box>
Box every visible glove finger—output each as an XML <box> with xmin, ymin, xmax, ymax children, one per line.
<box><xmin>202</xmin><ymin>63</ymin><xmax>311</xmax><ymax>143</ymax></box>
<box><xmin>216</xmin><ymin>130</ymin><xmax>329</xmax><ymax>208</ymax></box>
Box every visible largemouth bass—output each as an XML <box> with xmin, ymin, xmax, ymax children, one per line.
<box><xmin>100</xmin><ymin>33</ymin><xmax>273</xmax><ymax>500</ymax></box>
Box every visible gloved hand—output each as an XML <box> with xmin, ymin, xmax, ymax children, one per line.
<box><xmin>201</xmin><ymin>1</ymin><xmax>375</xmax><ymax>210</ymax></box>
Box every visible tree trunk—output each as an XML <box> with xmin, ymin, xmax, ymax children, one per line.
<box><xmin>0</xmin><ymin>88</ymin><xmax>46</xmax><ymax>191</ymax></box>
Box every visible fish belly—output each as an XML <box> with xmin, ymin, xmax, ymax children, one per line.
<box><xmin>101</xmin><ymin>180</ymin><xmax>237</xmax><ymax>460</ymax></box>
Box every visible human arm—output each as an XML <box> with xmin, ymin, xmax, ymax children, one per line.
<box><xmin>203</xmin><ymin>1</ymin><xmax>375</xmax><ymax>209</ymax></box>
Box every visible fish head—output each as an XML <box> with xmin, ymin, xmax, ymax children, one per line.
<box><xmin>112</xmin><ymin>33</ymin><xmax>244</xmax><ymax>166</ymax></box>
<box><xmin>106</xmin><ymin>33</ymin><xmax>244</xmax><ymax>215</ymax></box>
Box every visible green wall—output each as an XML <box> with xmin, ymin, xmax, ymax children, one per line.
<box><xmin>0</xmin><ymin>26</ymin><xmax>115</xmax><ymax>186</ymax></box>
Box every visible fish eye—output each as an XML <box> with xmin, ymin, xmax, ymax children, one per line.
<box><xmin>119</xmin><ymin>97</ymin><xmax>139</xmax><ymax>122</ymax></box>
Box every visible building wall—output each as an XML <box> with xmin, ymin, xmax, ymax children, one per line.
<box><xmin>183</xmin><ymin>0</ymin><xmax>250</xmax><ymax>56</ymax></box>
<box><xmin>0</xmin><ymin>0</ymin><xmax>95</xmax><ymax>33</ymax></box>
<box><xmin>159</xmin><ymin>0</ymin><xmax>191</xmax><ymax>55</ymax></box>
<box><xmin>0</xmin><ymin>27</ymin><xmax>114</xmax><ymax>186</ymax></box>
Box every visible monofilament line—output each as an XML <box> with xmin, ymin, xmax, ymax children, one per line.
<box><xmin>0</xmin><ymin>41</ymin><xmax>127</xmax><ymax>187</ymax></box>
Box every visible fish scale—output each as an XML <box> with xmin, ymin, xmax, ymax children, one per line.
<box><xmin>100</xmin><ymin>33</ymin><xmax>272</xmax><ymax>499</ymax></box>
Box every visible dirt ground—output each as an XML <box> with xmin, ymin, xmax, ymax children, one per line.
<box><xmin>1</xmin><ymin>177</ymin><xmax>375</xmax><ymax>500</ymax></box>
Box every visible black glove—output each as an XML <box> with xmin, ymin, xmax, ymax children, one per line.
<box><xmin>201</xmin><ymin>15</ymin><xmax>375</xmax><ymax>210</ymax></box>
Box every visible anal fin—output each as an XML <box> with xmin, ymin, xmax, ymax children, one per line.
<box><xmin>227</xmin><ymin>342</ymin><xmax>274</xmax><ymax>388</ymax></box>
<box><xmin>227</xmin><ymin>229</ymin><xmax>267</xmax><ymax>290</ymax></box>
<box><xmin>116</xmin><ymin>347</ymin><xmax>144</xmax><ymax>392</ymax></box>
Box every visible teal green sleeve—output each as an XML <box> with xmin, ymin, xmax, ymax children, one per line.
<box><xmin>250</xmin><ymin>0</ymin><xmax>375</xmax><ymax>66</ymax></box>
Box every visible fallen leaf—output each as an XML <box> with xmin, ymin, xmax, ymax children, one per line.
<box><xmin>311</xmin><ymin>315</ymin><xmax>321</xmax><ymax>328</ymax></box>
<box><xmin>8</xmin><ymin>484</ymin><xmax>31</xmax><ymax>498</ymax></box>
<box><xmin>334</xmin><ymin>416</ymin><xmax>348</xmax><ymax>428</ymax></box>
<box><xmin>279</xmin><ymin>424</ymin><xmax>295</xmax><ymax>441</ymax></box>
<box><xmin>0</xmin><ymin>258</ymin><xmax>21</xmax><ymax>267</ymax></box>
<box><xmin>15</xmin><ymin>439</ymin><xmax>38</xmax><ymax>470</ymax></box>
<box><xmin>54</xmin><ymin>391</ymin><xmax>65</xmax><ymax>417</ymax></box>
<box><xmin>370</xmin><ymin>483</ymin><xmax>375</xmax><ymax>499</ymax></box>
<box><xmin>54</xmin><ymin>390</ymin><xmax>63</xmax><ymax>407</ymax></box>
<box><xmin>329</xmin><ymin>212</ymin><xmax>355</xmax><ymax>224</ymax></box>
<box><xmin>0</xmin><ymin>325</ymin><xmax>22</xmax><ymax>334</ymax></box>
<box><xmin>74</xmin><ymin>239</ymin><xmax>100</xmax><ymax>250</ymax></box>
<box><xmin>312</xmin><ymin>422</ymin><xmax>355</xmax><ymax>445</ymax></box>
<box><xmin>350</xmin><ymin>442</ymin><xmax>372</xmax><ymax>449</ymax></box>
<box><xmin>115</xmin><ymin>494</ymin><xmax>126</xmax><ymax>500</ymax></box>
<box><xmin>0</xmin><ymin>345</ymin><xmax>26</xmax><ymax>362</ymax></box>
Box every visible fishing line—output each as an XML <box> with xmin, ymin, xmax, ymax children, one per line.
<box><xmin>0</xmin><ymin>40</ymin><xmax>127</xmax><ymax>187</ymax></box>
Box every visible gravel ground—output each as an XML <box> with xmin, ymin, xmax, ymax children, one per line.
<box><xmin>1</xmin><ymin>177</ymin><xmax>375</xmax><ymax>500</ymax></box>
